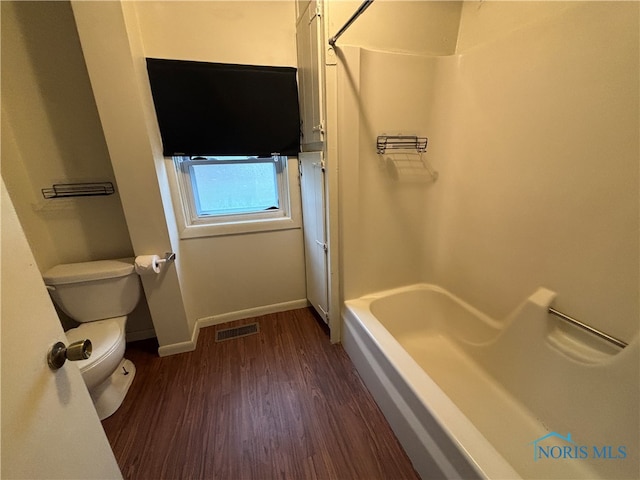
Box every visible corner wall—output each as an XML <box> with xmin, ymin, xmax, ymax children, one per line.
<box><xmin>1</xmin><ymin>1</ymin><xmax>154</xmax><ymax>340</ymax></box>
<box><xmin>71</xmin><ymin>1</ymin><xmax>192</xmax><ymax>352</ymax></box>
<box><xmin>0</xmin><ymin>1</ymin><xmax>133</xmax><ymax>270</ymax></box>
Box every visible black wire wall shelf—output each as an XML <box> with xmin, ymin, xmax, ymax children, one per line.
<box><xmin>376</xmin><ymin>135</ymin><xmax>428</xmax><ymax>154</ymax></box>
<box><xmin>42</xmin><ymin>182</ymin><xmax>115</xmax><ymax>199</ymax></box>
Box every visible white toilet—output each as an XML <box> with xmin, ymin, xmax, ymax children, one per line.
<box><xmin>43</xmin><ymin>257</ymin><xmax>140</xmax><ymax>420</ymax></box>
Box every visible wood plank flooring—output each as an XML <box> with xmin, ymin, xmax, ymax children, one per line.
<box><xmin>102</xmin><ymin>308</ymin><xmax>419</xmax><ymax>480</ymax></box>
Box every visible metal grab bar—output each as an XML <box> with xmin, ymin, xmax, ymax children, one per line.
<box><xmin>328</xmin><ymin>0</ymin><xmax>375</xmax><ymax>47</ymax></box>
<box><xmin>548</xmin><ymin>307</ymin><xmax>628</xmax><ymax>349</ymax></box>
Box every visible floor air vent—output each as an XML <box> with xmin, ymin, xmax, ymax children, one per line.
<box><xmin>215</xmin><ymin>323</ymin><xmax>260</xmax><ymax>342</ymax></box>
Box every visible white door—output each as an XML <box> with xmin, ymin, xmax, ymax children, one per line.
<box><xmin>1</xmin><ymin>181</ymin><xmax>122</xmax><ymax>479</ymax></box>
<box><xmin>300</xmin><ymin>152</ymin><xmax>329</xmax><ymax>323</ymax></box>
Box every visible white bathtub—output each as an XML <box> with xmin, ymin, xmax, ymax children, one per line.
<box><xmin>342</xmin><ymin>284</ymin><xmax>638</xmax><ymax>479</ymax></box>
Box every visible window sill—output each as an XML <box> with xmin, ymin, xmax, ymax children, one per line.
<box><xmin>178</xmin><ymin>215</ymin><xmax>301</xmax><ymax>239</ymax></box>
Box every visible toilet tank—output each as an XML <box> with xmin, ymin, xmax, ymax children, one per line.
<box><xmin>43</xmin><ymin>258</ymin><xmax>141</xmax><ymax>322</ymax></box>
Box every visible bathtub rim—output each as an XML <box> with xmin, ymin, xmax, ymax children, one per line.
<box><xmin>343</xmin><ymin>282</ymin><xmax>522</xmax><ymax>480</ymax></box>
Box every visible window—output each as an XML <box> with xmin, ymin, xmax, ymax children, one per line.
<box><xmin>169</xmin><ymin>155</ymin><xmax>301</xmax><ymax>238</ymax></box>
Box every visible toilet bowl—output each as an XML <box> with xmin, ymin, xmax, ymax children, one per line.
<box><xmin>65</xmin><ymin>316</ymin><xmax>135</xmax><ymax>419</ymax></box>
<box><xmin>43</xmin><ymin>258</ymin><xmax>141</xmax><ymax>420</ymax></box>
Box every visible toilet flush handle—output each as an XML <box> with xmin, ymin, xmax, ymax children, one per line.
<box><xmin>47</xmin><ymin>339</ymin><xmax>92</xmax><ymax>370</ymax></box>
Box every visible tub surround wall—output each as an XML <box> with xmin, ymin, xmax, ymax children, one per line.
<box><xmin>331</xmin><ymin>0</ymin><xmax>463</xmax><ymax>300</ymax></box>
<box><xmin>338</xmin><ymin>47</ymin><xmax>439</xmax><ymax>300</ymax></box>
<box><xmin>431</xmin><ymin>1</ymin><xmax>639</xmax><ymax>341</ymax></box>
<box><xmin>339</xmin><ymin>2</ymin><xmax>639</xmax><ymax>345</ymax></box>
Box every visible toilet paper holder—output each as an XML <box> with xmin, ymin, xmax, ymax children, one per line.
<box><xmin>134</xmin><ymin>252</ymin><xmax>176</xmax><ymax>276</ymax></box>
<box><xmin>158</xmin><ymin>252</ymin><xmax>176</xmax><ymax>264</ymax></box>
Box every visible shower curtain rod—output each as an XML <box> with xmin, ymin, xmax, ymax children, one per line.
<box><xmin>328</xmin><ymin>0</ymin><xmax>375</xmax><ymax>47</ymax></box>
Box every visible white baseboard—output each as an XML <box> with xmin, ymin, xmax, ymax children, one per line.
<box><xmin>197</xmin><ymin>299</ymin><xmax>309</xmax><ymax>329</ymax></box>
<box><xmin>157</xmin><ymin>324</ymin><xmax>199</xmax><ymax>357</ymax></box>
<box><xmin>156</xmin><ymin>299</ymin><xmax>308</xmax><ymax>357</ymax></box>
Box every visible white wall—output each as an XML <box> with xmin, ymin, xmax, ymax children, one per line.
<box><xmin>136</xmin><ymin>1</ymin><xmax>297</xmax><ymax>67</ymax></box>
<box><xmin>455</xmin><ymin>1</ymin><xmax>577</xmax><ymax>53</ymax></box>
<box><xmin>326</xmin><ymin>0</ymin><xmax>462</xmax><ymax>55</ymax></box>
<box><xmin>0</xmin><ymin>1</ymin><xmax>133</xmax><ymax>269</ymax></box>
<box><xmin>1</xmin><ymin>1</ymin><xmax>155</xmax><ymax>339</ymax></box>
<box><xmin>72</xmin><ymin>0</ymin><xmax>306</xmax><ymax>353</ymax></box>
<box><xmin>338</xmin><ymin>2</ymin><xmax>639</xmax><ymax>343</ymax></box>
<box><xmin>132</xmin><ymin>1</ymin><xmax>307</xmax><ymax>324</ymax></box>
<box><xmin>3</xmin><ymin>0</ymin><xmax>306</xmax><ymax>354</ymax></box>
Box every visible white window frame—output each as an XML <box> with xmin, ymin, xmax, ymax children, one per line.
<box><xmin>166</xmin><ymin>155</ymin><xmax>302</xmax><ymax>238</ymax></box>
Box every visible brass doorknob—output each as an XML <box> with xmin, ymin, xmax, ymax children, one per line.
<box><xmin>47</xmin><ymin>339</ymin><xmax>92</xmax><ymax>370</ymax></box>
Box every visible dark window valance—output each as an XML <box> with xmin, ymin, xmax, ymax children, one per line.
<box><xmin>146</xmin><ymin>58</ymin><xmax>301</xmax><ymax>157</ymax></box>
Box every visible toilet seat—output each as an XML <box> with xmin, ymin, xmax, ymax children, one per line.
<box><xmin>66</xmin><ymin>317</ymin><xmax>126</xmax><ymax>390</ymax></box>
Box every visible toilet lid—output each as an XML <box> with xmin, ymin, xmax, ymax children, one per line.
<box><xmin>65</xmin><ymin>318</ymin><xmax>125</xmax><ymax>371</ymax></box>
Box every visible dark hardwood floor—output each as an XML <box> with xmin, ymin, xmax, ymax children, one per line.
<box><xmin>102</xmin><ymin>308</ymin><xmax>419</xmax><ymax>480</ymax></box>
